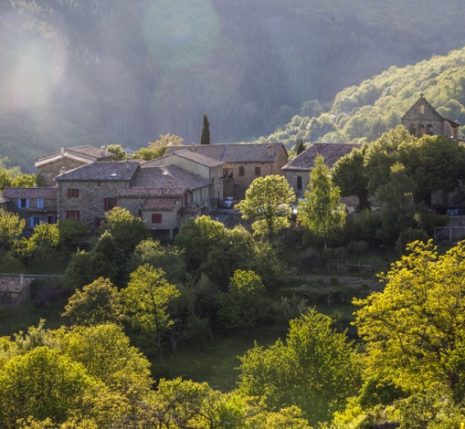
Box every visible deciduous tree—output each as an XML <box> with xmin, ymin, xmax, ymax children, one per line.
<box><xmin>237</xmin><ymin>175</ymin><xmax>295</xmax><ymax>239</ymax></box>
<box><xmin>298</xmin><ymin>155</ymin><xmax>346</xmax><ymax>247</ymax></box>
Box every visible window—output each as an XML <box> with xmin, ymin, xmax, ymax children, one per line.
<box><xmin>223</xmin><ymin>168</ymin><xmax>233</xmax><ymax>178</ymax></box>
<box><xmin>67</xmin><ymin>188</ymin><xmax>79</xmax><ymax>199</ymax></box>
<box><xmin>152</xmin><ymin>213</ymin><xmax>162</xmax><ymax>224</ymax></box>
<box><xmin>29</xmin><ymin>216</ymin><xmax>40</xmax><ymax>228</ymax></box>
<box><xmin>104</xmin><ymin>198</ymin><xmax>117</xmax><ymax>211</ymax></box>
<box><xmin>297</xmin><ymin>176</ymin><xmax>303</xmax><ymax>191</ymax></box>
<box><xmin>17</xmin><ymin>198</ymin><xmax>29</xmax><ymax>209</ymax></box>
<box><xmin>66</xmin><ymin>210</ymin><xmax>80</xmax><ymax>221</ymax></box>
<box><xmin>36</xmin><ymin>199</ymin><xmax>44</xmax><ymax>209</ymax></box>
<box><xmin>419</xmin><ymin>104</ymin><xmax>425</xmax><ymax>115</ymax></box>
<box><xmin>239</xmin><ymin>166</ymin><xmax>245</xmax><ymax>176</ymax></box>
<box><xmin>254</xmin><ymin>166</ymin><xmax>261</xmax><ymax>177</ymax></box>
<box><xmin>427</xmin><ymin>124</ymin><xmax>434</xmax><ymax>135</ymax></box>
<box><xmin>47</xmin><ymin>216</ymin><xmax>55</xmax><ymax>224</ymax></box>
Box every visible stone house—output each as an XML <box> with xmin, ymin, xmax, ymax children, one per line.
<box><xmin>55</xmin><ymin>159</ymin><xmax>219</xmax><ymax>238</ymax></box>
<box><xmin>35</xmin><ymin>145</ymin><xmax>112</xmax><ymax>186</ymax></box>
<box><xmin>1</xmin><ymin>187</ymin><xmax>57</xmax><ymax>228</ymax></box>
<box><xmin>0</xmin><ymin>275</ymin><xmax>32</xmax><ymax>307</ymax></box>
<box><xmin>144</xmin><ymin>149</ymin><xmax>224</xmax><ymax>206</ymax></box>
<box><xmin>282</xmin><ymin>143</ymin><xmax>359</xmax><ymax>197</ymax></box>
<box><xmin>402</xmin><ymin>95</ymin><xmax>461</xmax><ymax>139</ymax></box>
<box><xmin>165</xmin><ymin>143</ymin><xmax>288</xmax><ymax>199</ymax></box>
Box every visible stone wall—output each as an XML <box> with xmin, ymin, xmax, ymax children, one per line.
<box><xmin>57</xmin><ymin>180</ymin><xmax>131</xmax><ymax>224</ymax></box>
<box><xmin>38</xmin><ymin>158</ymin><xmax>89</xmax><ymax>187</ymax></box>
<box><xmin>284</xmin><ymin>170</ymin><xmax>309</xmax><ymax>198</ymax></box>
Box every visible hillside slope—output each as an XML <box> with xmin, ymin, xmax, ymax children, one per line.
<box><xmin>3</xmin><ymin>0</ymin><xmax>465</xmax><ymax>168</ymax></box>
<box><xmin>266</xmin><ymin>47</ymin><xmax>465</xmax><ymax>146</ymax></box>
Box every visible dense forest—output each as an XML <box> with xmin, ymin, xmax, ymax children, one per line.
<box><xmin>3</xmin><ymin>0</ymin><xmax>465</xmax><ymax>168</ymax></box>
<box><xmin>267</xmin><ymin>45</ymin><xmax>465</xmax><ymax>146</ymax></box>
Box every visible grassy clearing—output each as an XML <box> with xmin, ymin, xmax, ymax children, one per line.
<box><xmin>0</xmin><ymin>301</ymin><xmax>65</xmax><ymax>337</ymax></box>
<box><xmin>154</xmin><ymin>324</ymin><xmax>288</xmax><ymax>391</ymax></box>
<box><xmin>154</xmin><ymin>303</ymin><xmax>356</xmax><ymax>391</ymax></box>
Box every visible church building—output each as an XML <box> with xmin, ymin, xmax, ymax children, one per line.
<box><xmin>402</xmin><ymin>95</ymin><xmax>460</xmax><ymax>139</ymax></box>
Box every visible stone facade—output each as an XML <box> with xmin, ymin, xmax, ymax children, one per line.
<box><xmin>165</xmin><ymin>143</ymin><xmax>289</xmax><ymax>200</ymax></box>
<box><xmin>2</xmin><ymin>187</ymin><xmax>57</xmax><ymax>229</ymax></box>
<box><xmin>57</xmin><ymin>179</ymin><xmax>131</xmax><ymax>225</ymax></box>
<box><xmin>282</xmin><ymin>143</ymin><xmax>359</xmax><ymax>198</ymax></box>
<box><xmin>145</xmin><ymin>152</ymin><xmax>224</xmax><ymax>206</ymax></box>
<box><xmin>402</xmin><ymin>96</ymin><xmax>460</xmax><ymax>139</ymax></box>
<box><xmin>37</xmin><ymin>157</ymin><xmax>89</xmax><ymax>187</ymax></box>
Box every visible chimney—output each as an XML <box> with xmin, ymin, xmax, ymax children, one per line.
<box><xmin>60</xmin><ymin>147</ymin><xmax>65</xmax><ymax>156</ymax></box>
<box><xmin>20</xmin><ymin>274</ymin><xmax>24</xmax><ymax>286</ymax></box>
<box><xmin>101</xmin><ymin>145</ymin><xmax>106</xmax><ymax>153</ymax></box>
<box><xmin>267</xmin><ymin>144</ymin><xmax>274</xmax><ymax>156</ymax></box>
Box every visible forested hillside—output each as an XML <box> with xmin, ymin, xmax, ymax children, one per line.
<box><xmin>3</xmin><ymin>0</ymin><xmax>465</xmax><ymax>168</ymax></box>
<box><xmin>267</xmin><ymin>46</ymin><xmax>465</xmax><ymax>146</ymax></box>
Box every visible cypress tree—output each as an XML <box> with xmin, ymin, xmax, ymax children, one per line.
<box><xmin>200</xmin><ymin>115</ymin><xmax>211</xmax><ymax>145</ymax></box>
<box><xmin>295</xmin><ymin>137</ymin><xmax>305</xmax><ymax>155</ymax></box>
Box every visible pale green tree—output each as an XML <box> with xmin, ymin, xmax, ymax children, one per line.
<box><xmin>62</xmin><ymin>278</ymin><xmax>122</xmax><ymax>325</ymax></box>
<box><xmin>298</xmin><ymin>155</ymin><xmax>346</xmax><ymax>247</ymax></box>
<box><xmin>237</xmin><ymin>175</ymin><xmax>295</xmax><ymax>239</ymax></box>
<box><xmin>122</xmin><ymin>264</ymin><xmax>180</xmax><ymax>351</ymax></box>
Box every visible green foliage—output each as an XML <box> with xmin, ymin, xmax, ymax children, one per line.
<box><xmin>132</xmin><ymin>134</ymin><xmax>183</xmax><ymax>161</ymax></box>
<box><xmin>298</xmin><ymin>155</ymin><xmax>346</xmax><ymax>247</ymax></box>
<box><xmin>354</xmin><ymin>240</ymin><xmax>465</xmax><ymax>404</ymax></box>
<box><xmin>100</xmin><ymin>207</ymin><xmax>147</xmax><ymax>255</ymax></box>
<box><xmin>175</xmin><ymin>216</ymin><xmax>255</xmax><ymax>286</ymax></box>
<box><xmin>267</xmin><ymin>45</ymin><xmax>465</xmax><ymax>146</ymax></box>
<box><xmin>62</xmin><ymin>278</ymin><xmax>122</xmax><ymax>326</ymax></box>
<box><xmin>0</xmin><ymin>347</ymin><xmax>97</xmax><ymax>428</ymax></box>
<box><xmin>106</xmin><ymin>144</ymin><xmax>127</xmax><ymax>161</ymax></box>
<box><xmin>200</xmin><ymin>115</ymin><xmax>210</xmax><ymax>145</ymax></box>
<box><xmin>0</xmin><ymin>159</ymin><xmax>36</xmax><ymax>190</ymax></box>
<box><xmin>218</xmin><ymin>270</ymin><xmax>269</xmax><ymax>330</ymax></box>
<box><xmin>295</xmin><ymin>137</ymin><xmax>305</xmax><ymax>155</ymax></box>
<box><xmin>237</xmin><ymin>175</ymin><xmax>295</xmax><ymax>239</ymax></box>
<box><xmin>58</xmin><ymin>220</ymin><xmax>90</xmax><ymax>250</ymax></box>
<box><xmin>122</xmin><ymin>264</ymin><xmax>180</xmax><ymax>350</ymax></box>
<box><xmin>238</xmin><ymin>309</ymin><xmax>359</xmax><ymax>424</ymax></box>
<box><xmin>130</xmin><ymin>239</ymin><xmax>186</xmax><ymax>283</ymax></box>
<box><xmin>333</xmin><ymin>147</ymin><xmax>369</xmax><ymax>208</ymax></box>
<box><xmin>0</xmin><ymin>209</ymin><xmax>25</xmax><ymax>250</ymax></box>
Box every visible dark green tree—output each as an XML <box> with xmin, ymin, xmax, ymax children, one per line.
<box><xmin>200</xmin><ymin>115</ymin><xmax>210</xmax><ymax>145</ymax></box>
<box><xmin>295</xmin><ymin>137</ymin><xmax>305</xmax><ymax>155</ymax></box>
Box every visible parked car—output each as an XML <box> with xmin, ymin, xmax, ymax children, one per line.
<box><xmin>446</xmin><ymin>207</ymin><xmax>465</xmax><ymax>216</ymax></box>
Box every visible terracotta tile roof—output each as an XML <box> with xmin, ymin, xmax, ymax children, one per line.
<box><xmin>142</xmin><ymin>198</ymin><xmax>181</xmax><ymax>211</ymax></box>
<box><xmin>55</xmin><ymin>161</ymin><xmax>140</xmax><ymax>182</ymax></box>
<box><xmin>133</xmin><ymin>165</ymin><xmax>210</xmax><ymax>190</ymax></box>
<box><xmin>282</xmin><ymin>143</ymin><xmax>360</xmax><ymax>171</ymax></box>
<box><xmin>35</xmin><ymin>145</ymin><xmax>112</xmax><ymax>167</ymax></box>
<box><xmin>2</xmin><ymin>187</ymin><xmax>57</xmax><ymax>199</ymax></box>
<box><xmin>166</xmin><ymin>143</ymin><xmax>286</xmax><ymax>163</ymax></box>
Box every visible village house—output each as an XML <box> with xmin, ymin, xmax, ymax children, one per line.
<box><xmin>402</xmin><ymin>95</ymin><xmax>461</xmax><ymax>139</ymax></box>
<box><xmin>35</xmin><ymin>145</ymin><xmax>112</xmax><ymax>187</ymax></box>
<box><xmin>55</xmin><ymin>156</ymin><xmax>222</xmax><ymax>238</ymax></box>
<box><xmin>1</xmin><ymin>187</ymin><xmax>57</xmax><ymax>228</ymax></box>
<box><xmin>282</xmin><ymin>143</ymin><xmax>359</xmax><ymax>197</ymax></box>
<box><xmin>165</xmin><ymin>143</ymin><xmax>288</xmax><ymax>199</ymax></box>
